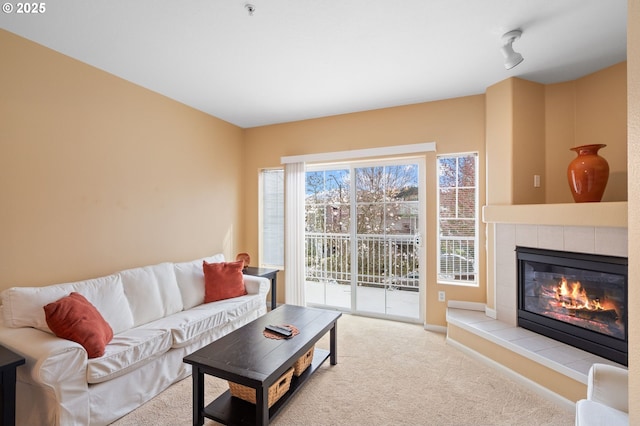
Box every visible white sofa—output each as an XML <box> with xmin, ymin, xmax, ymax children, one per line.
<box><xmin>0</xmin><ymin>253</ymin><xmax>269</xmax><ymax>426</ymax></box>
<box><xmin>575</xmin><ymin>363</ymin><xmax>629</xmax><ymax>426</ymax></box>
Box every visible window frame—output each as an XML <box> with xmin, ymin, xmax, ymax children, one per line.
<box><xmin>436</xmin><ymin>152</ymin><xmax>479</xmax><ymax>286</ymax></box>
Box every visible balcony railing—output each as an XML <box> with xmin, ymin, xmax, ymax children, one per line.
<box><xmin>305</xmin><ymin>233</ymin><xmax>419</xmax><ymax>291</ymax></box>
<box><xmin>438</xmin><ymin>236</ymin><xmax>476</xmax><ymax>282</ymax></box>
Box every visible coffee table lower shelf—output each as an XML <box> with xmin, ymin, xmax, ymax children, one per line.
<box><xmin>203</xmin><ymin>348</ymin><xmax>330</xmax><ymax>425</ymax></box>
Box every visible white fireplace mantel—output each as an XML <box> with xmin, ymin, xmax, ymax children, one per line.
<box><xmin>483</xmin><ymin>202</ymin><xmax>627</xmax><ymax>228</ymax></box>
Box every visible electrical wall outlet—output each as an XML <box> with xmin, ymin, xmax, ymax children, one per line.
<box><xmin>438</xmin><ymin>291</ymin><xmax>446</xmax><ymax>302</ymax></box>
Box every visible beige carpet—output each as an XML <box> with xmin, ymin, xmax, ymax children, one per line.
<box><xmin>111</xmin><ymin>314</ymin><xmax>575</xmax><ymax>426</ymax></box>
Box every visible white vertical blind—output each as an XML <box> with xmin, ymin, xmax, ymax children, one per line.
<box><xmin>260</xmin><ymin>169</ymin><xmax>284</xmax><ymax>266</ymax></box>
<box><xmin>284</xmin><ymin>161</ymin><xmax>306</xmax><ymax>306</ymax></box>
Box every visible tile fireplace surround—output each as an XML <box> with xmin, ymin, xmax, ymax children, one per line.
<box><xmin>446</xmin><ymin>202</ymin><xmax>628</xmax><ymax>407</ymax></box>
<box><xmin>494</xmin><ymin>223</ymin><xmax>627</xmax><ymax>326</ymax></box>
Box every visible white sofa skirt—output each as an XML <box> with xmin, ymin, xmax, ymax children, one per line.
<box><xmin>14</xmin><ymin>304</ymin><xmax>265</xmax><ymax>426</ymax></box>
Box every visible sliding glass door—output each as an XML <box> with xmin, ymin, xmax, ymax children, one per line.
<box><xmin>305</xmin><ymin>158</ymin><xmax>424</xmax><ymax>322</ymax></box>
<box><xmin>305</xmin><ymin>166</ymin><xmax>351</xmax><ymax>310</ymax></box>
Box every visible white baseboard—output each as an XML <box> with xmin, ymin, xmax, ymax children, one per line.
<box><xmin>446</xmin><ymin>337</ymin><xmax>576</xmax><ymax>413</ymax></box>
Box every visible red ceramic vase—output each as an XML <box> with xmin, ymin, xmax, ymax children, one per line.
<box><xmin>567</xmin><ymin>144</ymin><xmax>609</xmax><ymax>203</ymax></box>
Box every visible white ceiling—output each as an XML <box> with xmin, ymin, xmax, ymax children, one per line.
<box><xmin>0</xmin><ymin>0</ymin><xmax>627</xmax><ymax>128</ymax></box>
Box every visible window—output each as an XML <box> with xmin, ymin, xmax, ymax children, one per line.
<box><xmin>259</xmin><ymin>169</ymin><xmax>284</xmax><ymax>267</ymax></box>
<box><xmin>437</xmin><ymin>153</ymin><xmax>478</xmax><ymax>285</ymax></box>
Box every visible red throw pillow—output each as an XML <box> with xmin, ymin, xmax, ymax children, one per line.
<box><xmin>203</xmin><ymin>260</ymin><xmax>247</xmax><ymax>303</ymax></box>
<box><xmin>44</xmin><ymin>292</ymin><xmax>113</xmax><ymax>358</ymax></box>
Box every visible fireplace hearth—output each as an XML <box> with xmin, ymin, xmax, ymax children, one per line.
<box><xmin>517</xmin><ymin>246</ymin><xmax>628</xmax><ymax>365</ymax></box>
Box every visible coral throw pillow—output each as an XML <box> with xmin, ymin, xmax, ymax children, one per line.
<box><xmin>203</xmin><ymin>260</ymin><xmax>247</xmax><ymax>303</ymax></box>
<box><xmin>44</xmin><ymin>292</ymin><xmax>113</xmax><ymax>358</ymax></box>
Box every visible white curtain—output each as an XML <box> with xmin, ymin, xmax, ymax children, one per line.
<box><xmin>284</xmin><ymin>161</ymin><xmax>306</xmax><ymax>306</ymax></box>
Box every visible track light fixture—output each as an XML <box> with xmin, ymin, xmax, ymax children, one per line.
<box><xmin>500</xmin><ymin>30</ymin><xmax>524</xmax><ymax>70</ymax></box>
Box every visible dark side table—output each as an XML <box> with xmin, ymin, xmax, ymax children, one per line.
<box><xmin>244</xmin><ymin>267</ymin><xmax>279</xmax><ymax>310</ymax></box>
<box><xmin>0</xmin><ymin>345</ymin><xmax>25</xmax><ymax>426</ymax></box>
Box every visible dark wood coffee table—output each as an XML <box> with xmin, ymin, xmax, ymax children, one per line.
<box><xmin>183</xmin><ymin>304</ymin><xmax>341</xmax><ymax>425</ymax></box>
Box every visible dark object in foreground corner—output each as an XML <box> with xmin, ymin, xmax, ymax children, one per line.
<box><xmin>0</xmin><ymin>344</ymin><xmax>26</xmax><ymax>426</ymax></box>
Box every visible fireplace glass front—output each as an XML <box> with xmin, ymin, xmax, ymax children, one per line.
<box><xmin>516</xmin><ymin>247</ymin><xmax>627</xmax><ymax>365</ymax></box>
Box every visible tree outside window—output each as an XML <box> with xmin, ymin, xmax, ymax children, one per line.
<box><xmin>437</xmin><ymin>153</ymin><xmax>478</xmax><ymax>284</ymax></box>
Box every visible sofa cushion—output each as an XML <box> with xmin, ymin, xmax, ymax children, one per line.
<box><xmin>174</xmin><ymin>254</ymin><xmax>225</xmax><ymax>310</ymax></box>
<box><xmin>203</xmin><ymin>260</ymin><xmax>247</xmax><ymax>303</ymax></box>
<box><xmin>1</xmin><ymin>274</ymin><xmax>134</xmax><ymax>334</ymax></box>
<box><xmin>207</xmin><ymin>293</ymin><xmax>266</xmax><ymax>321</ymax></box>
<box><xmin>72</xmin><ymin>275</ymin><xmax>135</xmax><ymax>334</ymax></box>
<box><xmin>86</xmin><ymin>327</ymin><xmax>173</xmax><ymax>384</ymax></box>
<box><xmin>44</xmin><ymin>292</ymin><xmax>113</xmax><ymax>358</ymax></box>
<box><xmin>142</xmin><ymin>305</ymin><xmax>229</xmax><ymax>348</ymax></box>
<box><xmin>119</xmin><ymin>262</ymin><xmax>183</xmax><ymax>327</ymax></box>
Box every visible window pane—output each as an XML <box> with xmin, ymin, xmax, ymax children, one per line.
<box><xmin>439</xmin><ymin>219</ymin><xmax>475</xmax><ymax>236</ymax></box>
<box><xmin>387</xmin><ymin>201</ymin><xmax>418</xmax><ymax>235</ymax></box>
<box><xmin>439</xmin><ymin>188</ymin><xmax>456</xmax><ymax>218</ymax></box>
<box><xmin>305</xmin><ymin>169</ymin><xmax>350</xmax><ymax>234</ymax></box>
<box><xmin>356</xmin><ymin>167</ymin><xmax>385</xmax><ymax>202</ymax></box>
<box><xmin>332</xmin><ymin>204</ymin><xmax>350</xmax><ymax>233</ymax></box>
<box><xmin>306</xmin><ymin>171</ymin><xmax>326</xmax><ymax>202</ymax></box>
<box><xmin>260</xmin><ymin>169</ymin><xmax>284</xmax><ymax>266</ymax></box>
<box><xmin>385</xmin><ymin>165</ymin><xmax>418</xmax><ymax>201</ymax></box>
<box><xmin>437</xmin><ymin>153</ymin><xmax>478</xmax><ymax>284</ymax></box>
<box><xmin>305</xmin><ymin>204</ymin><xmax>325</xmax><ymax>233</ymax></box>
<box><xmin>324</xmin><ymin>169</ymin><xmax>350</xmax><ymax>202</ymax></box>
<box><xmin>457</xmin><ymin>188</ymin><xmax>476</xmax><ymax>218</ymax></box>
<box><xmin>457</xmin><ymin>156</ymin><xmax>476</xmax><ymax>187</ymax></box>
<box><xmin>439</xmin><ymin>158</ymin><xmax>457</xmax><ymax>188</ymax></box>
<box><xmin>356</xmin><ymin>204</ymin><xmax>385</xmax><ymax>234</ymax></box>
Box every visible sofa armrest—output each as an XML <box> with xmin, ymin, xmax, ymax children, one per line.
<box><xmin>0</xmin><ymin>321</ymin><xmax>90</xmax><ymax>425</ymax></box>
<box><xmin>587</xmin><ymin>363</ymin><xmax>628</xmax><ymax>413</ymax></box>
<box><xmin>243</xmin><ymin>275</ymin><xmax>270</xmax><ymax>297</ymax></box>
<box><xmin>0</xmin><ymin>321</ymin><xmax>87</xmax><ymax>386</ymax></box>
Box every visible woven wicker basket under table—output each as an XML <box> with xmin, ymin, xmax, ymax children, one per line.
<box><xmin>293</xmin><ymin>346</ymin><xmax>314</xmax><ymax>376</ymax></box>
<box><xmin>229</xmin><ymin>367</ymin><xmax>294</xmax><ymax>408</ymax></box>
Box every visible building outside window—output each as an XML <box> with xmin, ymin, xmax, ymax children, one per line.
<box><xmin>437</xmin><ymin>153</ymin><xmax>478</xmax><ymax>285</ymax></box>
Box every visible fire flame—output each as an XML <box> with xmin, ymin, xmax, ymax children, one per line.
<box><xmin>555</xmin><ymin>277</ymin><xmax>607</xmax><ymax>310</ymax></box>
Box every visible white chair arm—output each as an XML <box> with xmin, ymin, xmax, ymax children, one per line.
<box><xmin>587</xmin><ymin>363</ymin><xmax>628</xmax><ymax>414</ymax></box>
<box><xmin>243</xmin><ymin>275</ymin><xmax>270</xmax><ymax>297</ymax></box>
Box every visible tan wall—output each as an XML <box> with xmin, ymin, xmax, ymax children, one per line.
<box><xmin>485</xmin><ymin>79</ymin><xmax>514</xmax><ymax>205</ymax></box>
<box><xmin>487</xmin><ymin>65</ymin><xmax>627</xmax><ymax>206</ymax></box>
<box><xmin>545</xmin><ymin>62</ymin><xmax>628</xmax><ymax>203</ymax></box>
<box><xmin>545</xmin><ymin>81</ymin><xmax>576</xmax><ymax>203</ymax></box>
<box><xmin>0</xmin><ymin>29</ymin><xmax>245</xmax><ymax>290</ymax></box>
<box><xmin>243</xmin><ymin>96</ymin><xmax>487</xmax><ymax>327</ymax></box>
<box><xmin>627</xmin><ymin>0</ymin><xmax>639</xmax><ymax>422</ymax></box>
<box><xmin>512</xmin><ymin>79</ymin><xmax>546</xmax><ymax>204</ymax></box>
<box><xmin>576</xmin><ymin>62</ymin><xmax>628</xmax><ymax>201</ymax></box>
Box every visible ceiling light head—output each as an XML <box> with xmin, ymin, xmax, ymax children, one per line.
<box><xmin>245</xmin><ymin>3</ymin><xmax>255</xmax><ymax>16</ymax></box>
<box><xmin>500</xmin><ymin>29</ymin><xmax>524</xmax><ymax>70</ymax></box>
